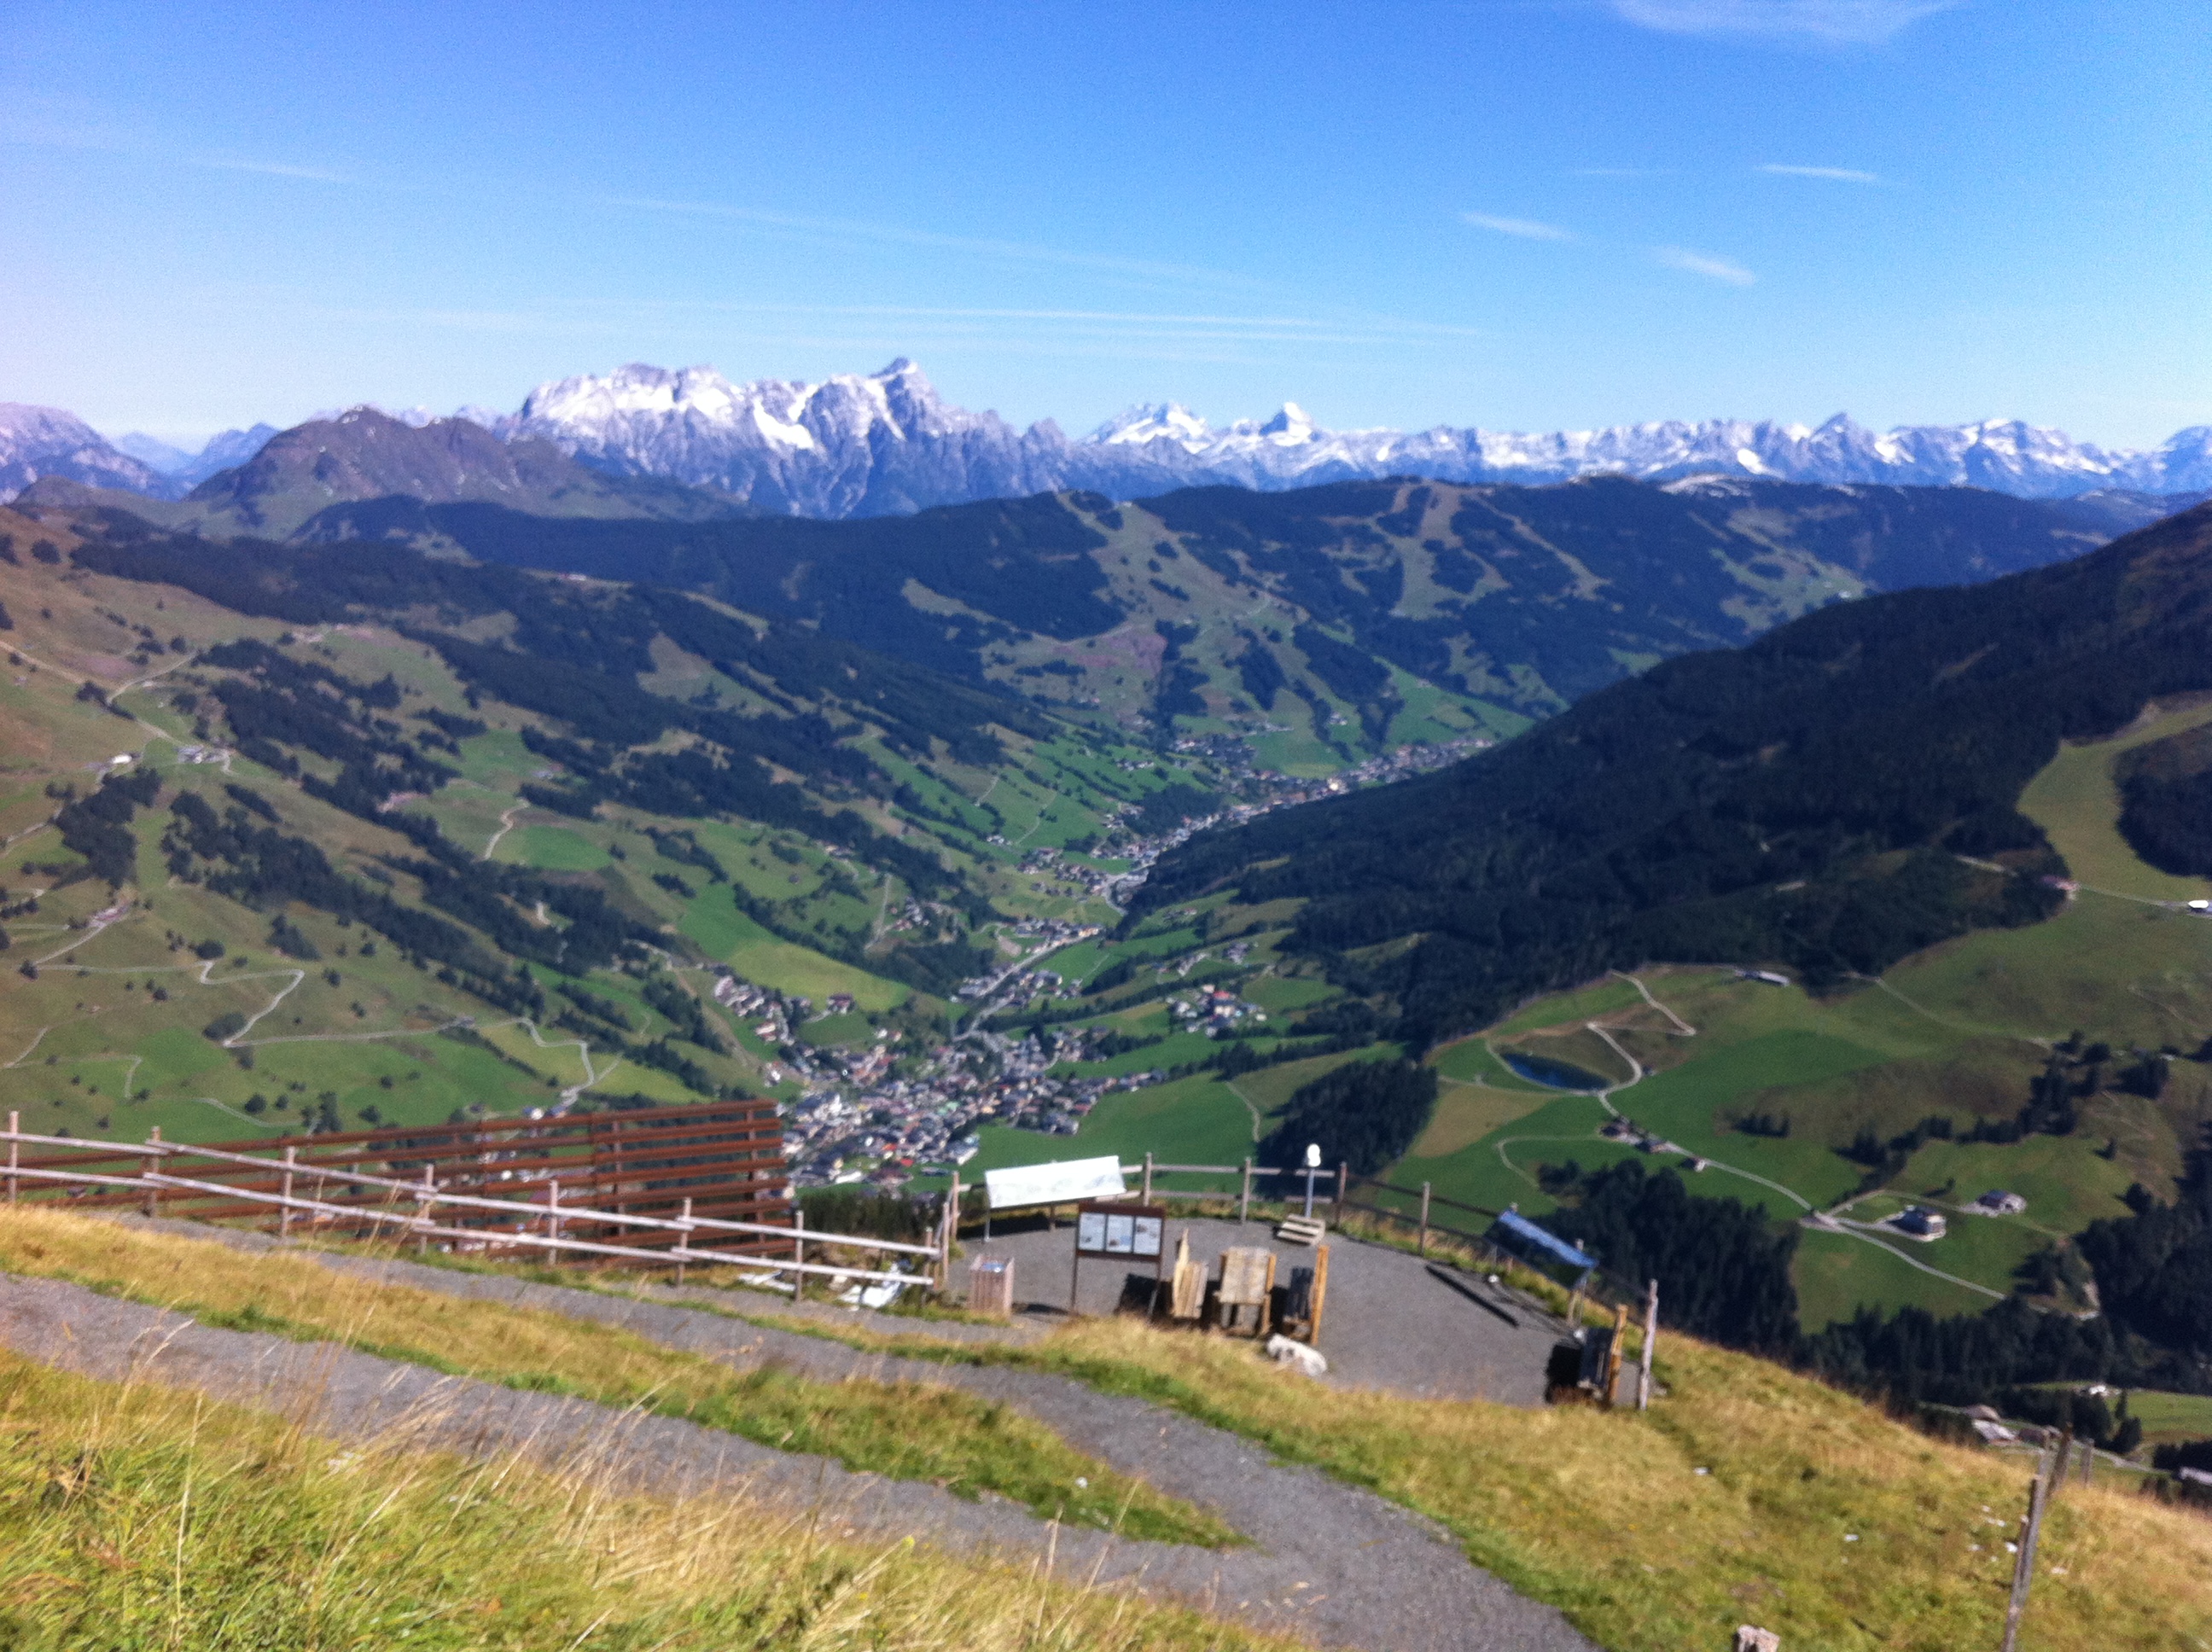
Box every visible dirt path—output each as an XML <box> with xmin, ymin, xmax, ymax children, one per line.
<box><xmin>482</xmin><ymin>801</ymin><xmax>525</xmax><ymax>858</ymax></box>
<box><xmin>1610</xmin><ymin>970</ymin><xmax>1695</xmax><ymax>1036</ymax></box>
<box><xmin>0</xmin><ymin>1236</ymin><xmax>1597</xmax><ymax>1652</ymax></box>
<box><xmin>1225</xmin><ymin>1079</ymin><xmax>1265</xmax><ymax>1141</ymax></box>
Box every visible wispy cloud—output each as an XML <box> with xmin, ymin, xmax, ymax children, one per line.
<box><xmin>1653</xmin><ymin>246</ymin><xmax>1757</xmax><ymax>285</ymax></box>
<box><xmin>238</xmin><ymin>293</ymin><xmax>1487</xmax><ymax>362</ymax></box>
<box><xmin>1607</xmin><ymin>1</ymin><xmax>1957</xmax><ymax>44</ymax></box>
<box><xmin>1759</xmin><ymin>162</ymin><xmax>1883</xmax><ymax>183</ymax></box>
<box><xmin>1460</xmin><ymin>212</ymin><xmax>1576</xmax><ymax>241</ymax></box>
<box><xmin>597</xmin><ymin>195</ymin><xmax>1260</xmax><ymax>290</ymax></box>
<box><xmin>189</xmin><ymin>155</ymin><xmax>348</xmax><ymax>183</ymax></box>
<box><xmin>0</xmin><ymin>101</ymin><xmax>352</xmax><ymax>184</ymax></box>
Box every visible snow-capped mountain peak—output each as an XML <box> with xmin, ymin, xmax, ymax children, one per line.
<box><xmin>1090</xmin><ymin>403</ymin><xmax>1215</xmax><ymax>450</ymax></box>
<box><xmin>505</xmin><ymin>365</ymin><xmax>2212</xmax><ymax>514</ymax></box>
<box><xmin>20</xmin><ymin>360</ymin><xmax>2212</xmax><ymax>519</ymax></box>
<box><xmin>0</xmin><ymin>403</ymin><xmax>172</xmax><ymax>500</ymax></box>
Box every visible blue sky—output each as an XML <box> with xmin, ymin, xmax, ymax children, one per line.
<box><xmin>3</xmin><ymin>1</ymin><xmax>2205</xmax><ymax>448</ymax></box>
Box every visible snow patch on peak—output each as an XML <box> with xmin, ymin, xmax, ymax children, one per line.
<box><xmin>1091</xmin><ymin>403</ymin><xmax>1214</xmax><ymax>450</ymax></box>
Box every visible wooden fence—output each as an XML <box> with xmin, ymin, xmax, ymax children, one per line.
<box><xmin>3</xmin><ymin>1105</ymin><xmax>942</xmax><ymax>1289</ymax></box>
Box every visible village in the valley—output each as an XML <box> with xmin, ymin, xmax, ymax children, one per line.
<box><xmin>727</xmin><ymin>736</ymin><xmax>1488</xmax><ymax>1189</ymax></box>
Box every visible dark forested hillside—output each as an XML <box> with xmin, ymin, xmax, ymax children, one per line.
<box><xmin>2115</xmin><ymin>720</ymin><xmax>2212</xmax><ymax>876</ymax></box>
<box><xmin>1133</xmin><ymin>503</ymin><xmax>2212</xmax><ymax>1044</ymax></box>
<box><xmin>55</xmin><ymin>469</ymin><xmax>2173</xmax><ymax>764</ymax></box>
<box><xmin>55</xmin><ymin>517</ymin><xmax>1074</xmax><ymax>989</ymax></box>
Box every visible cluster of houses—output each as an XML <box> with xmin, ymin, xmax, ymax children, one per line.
<box><xmin>1600</xmin><ymin>1117</ymin><xmax>1687</xmax><ymax>1157</ymax></box>
<box><xmin>1888</xmin><ymin>1190</ymin><xmax>2027</xmax><ymax>1242</ymax></box>
<box><xmin>956</xmin><ymin>964</ymin><xmax>1072</xmax><ymax>1006</ymax></box>
<box><xmin>1016</xmin><ymin>846</ymin><xmax>1120</xmax><ymax>903</ymax></box>
<box><xmin>711</xmin><ymin>973</ymin><xmax>799</xmax><ymax>1042</ymax></box>
<box><xmin>783</xmin><ymin>1025</ymin><xmax>1151</xmax><ymax>1186</ymax></box>
<box><xmin>1170</xmin><ymin>983</ymin><xmax>1267</xmax><ymax>1036</ymax></box>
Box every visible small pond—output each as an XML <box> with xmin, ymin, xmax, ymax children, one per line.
<box><xmin>1499</xmin><ymin>1050</ymin><xmax>1611</xmax><ymax>1092</ymax></box>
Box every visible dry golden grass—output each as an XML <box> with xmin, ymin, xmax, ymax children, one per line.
<box><xmin>10</xmin><ymin>1206</ymin><xmax>2209</xmax><ymax>1649</ymax></box>
<box><xmin>735</xmin><ymin>1285</ymin><xmax>2212</xmax><ymax>1651</ymax></box>
<box><xmin>1026</xmin><ymin>1323</ymin><xmax>2212</xmax><ymax>1651</ymax></box>
<box><xmin>0</xmin><ymin>1348</ymin><xmax>1294</xmax><ymax>1651</ymax></box>
<box><xmin>0</xmin><ymin>1207</ymin><xmax>1236</xmax><ymax>1548</ymax></box>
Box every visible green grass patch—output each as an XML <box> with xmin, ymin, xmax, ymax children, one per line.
<box><xmin>1488</xmin><ymin>978</ymin><xmax>1645</xmax><ymax>1037</ymax></box>
<box><xmin>1431</xmin><ymin>1038</ymin><xmax>1555</xmax><ymax>1093</ymax></box>
<box><xmin>0</xmin><ymin>1208</ymin><xmax>1238</xmax><ymax>1550</ymax></box>
<box><xmin>1792</xmin><ymin>1227</ymin><xmax>2000</xmax><ymax>1329</ymax></box>
<box><xmin>678</xmin><ymin>899</ymin><xmax>906</xmax><ymax>1011</ymax></box>
<box><xmin>2017</xmin><ymin>701</ymin><xmax>2212</xmax><ymax>901</ymax></box>
<box><xmin>498</xmin><ymin>824</ymin><xmax>610</xmax><ymax>872</ymax></box>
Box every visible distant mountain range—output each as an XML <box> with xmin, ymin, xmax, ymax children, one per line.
<box><xmin>29</xmin><ymin>407</ymin><xmax>743</xmax><ymax>538</ymax></box>
<box><xmin>32</xmin><ymin>432</ymin><xmax>2183</xmax><ymax>767</ymax></box>
<box><xmin>5</xmin><ymin>361</ymin><xmax>2209</xmax><ymax>517</ymax></box>
<box><xmin>504</xmin><ymin>361</ymin><xmax>2212</xmax><ymax>512</ymax></box>
<box><xmin>110</xmin><ymin>422</ymin><xmax>284</xmax><ymax>490</ymax></box>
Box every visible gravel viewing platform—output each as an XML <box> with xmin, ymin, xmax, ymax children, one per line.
<box><xmin>0</xmin><ymin>1217</ymin><xmax>1598</xmax><ymax>1652</ymax></box>
<box><xmin>966</xmin><ymin>1213</ymin><xmax>1572</xmax><ymax>1405</ymax></box>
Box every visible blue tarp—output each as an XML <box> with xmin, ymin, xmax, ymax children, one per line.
<box><xmin>1493</xmin><ymin>1209</ymin><xmax>1597</xmax><ymax>1271</ymax></box>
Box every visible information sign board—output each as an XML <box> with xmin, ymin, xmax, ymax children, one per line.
<box><xmin>1075</xmin><ymin>1201</ymin><xmax>1165</xmax><ymax>1259</ymax></box>
<box><xmin>985</xmin><ymin>1155</ymin><xmax>1127</xmax><ymax>1211</ymax></box>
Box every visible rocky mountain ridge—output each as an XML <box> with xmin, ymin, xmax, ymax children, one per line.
<box><xmin>508</xmin><ymin>361</ymin><xmax>2212</xmax><ymax>513</ymax></box>
<box><xmin>10</xmin><ymin>363</ymin><xmax>2210</xmax><ymax>517</ymax></box>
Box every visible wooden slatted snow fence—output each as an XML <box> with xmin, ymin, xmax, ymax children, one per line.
<box><xmin>2</xmin><ymin>1104</ymin><xmax>941</xmax><ymax>1288</ymax></box>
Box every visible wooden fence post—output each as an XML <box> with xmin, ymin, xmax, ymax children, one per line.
<box><xmin>1239</xmin><ymin>1158</ymin><xmax>1252</xmax><ymax>1224</ymax></box>
<box><xmin>2000</xmin><ymin>1463</ymin><xmax>2052</xmax><ymax>1652</ymax></box>
<box><xmin>1638</xmin><ymin>1278</ymin><xmax>1659</xmax><ymax>1411</ymax></box>
<box><xmin>675</xmin><ymin>1196</ymin><xmax>693</xmax><ymax>1286</ymax></box>
<box><xmin>1418</xmin><ymin>1182</ymin><xmax>1431</xmax><ymax>1256</ymax></box>
<box><xmin>279</xmin><ymin>1146</ymin><xmax>296</xmax><ymax>1240</ymax></box>
<box><xmin>1605</xmin><ymin>1301</ymin><xmax>1628</xmax><ymax>1405</ymax></box>
<box><xmin>1141</xmin><ymin>1151</ymin><xmax>1154</xmax><ymax>1202</ymax></box>
<box><xmin>1334</xmin><ymin>1161</ymin><xmax>1347</xmax><ymax>1225</ymax></box>
<box><xmin>1308</xmin><ymin>1244</ymin><xmax>1330</xmax><ymax>1345</ymax></box>
<box><xmin>143</xmin><ymin>1126</ymin><xmax>162</xmax><ymax>1219</ymax></box>
<box><xmin>2050</xmin><ymin>1428</ymin><xmax>2074</xmax><ymax>1502</ymax></box>
<box><xmin>5</xmin><ymin>1111</ymin><xmax>17</xmax><ymax>1207</ymax></box>
<box><xmin>793</xmin><ymin>1203</ymin><xmax>806</xmax><ymax>1286</ymax></box>
<box><xmin>416</xmin><ymin>1164</ymin><xmax>435</xmax><ymax>1254</ymax></box>
<box><xmin>936</xmin><ymin>1174</ymin><xmax>958</xmax><ymax>1292</ymax></box>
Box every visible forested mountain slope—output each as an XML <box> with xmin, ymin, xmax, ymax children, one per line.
<box><xmin>67</xmin><ymin>471</ymin><xmax>2170</xmax><ymax>777</ymax></box>
<box><xmin>0</xmin><ymin>497</ymin><xmax>1226</xmax><ymax>1157</ymax></box>
<box><xmin>1134</xmin><ymin>502</ymin><xmax>2212</xmax><ymax>1044</ymax></box>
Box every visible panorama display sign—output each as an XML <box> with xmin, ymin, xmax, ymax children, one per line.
<box><xmin>982</xmin><ymin>1155</ymin><xmax>1127</xmax><ymax>1212</ymax></box>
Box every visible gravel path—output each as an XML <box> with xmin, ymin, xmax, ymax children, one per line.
<box><xmin>0</xmin><ymin>1230</ymin><xmax>1598</xmax><ymax>1652</ymax></box>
